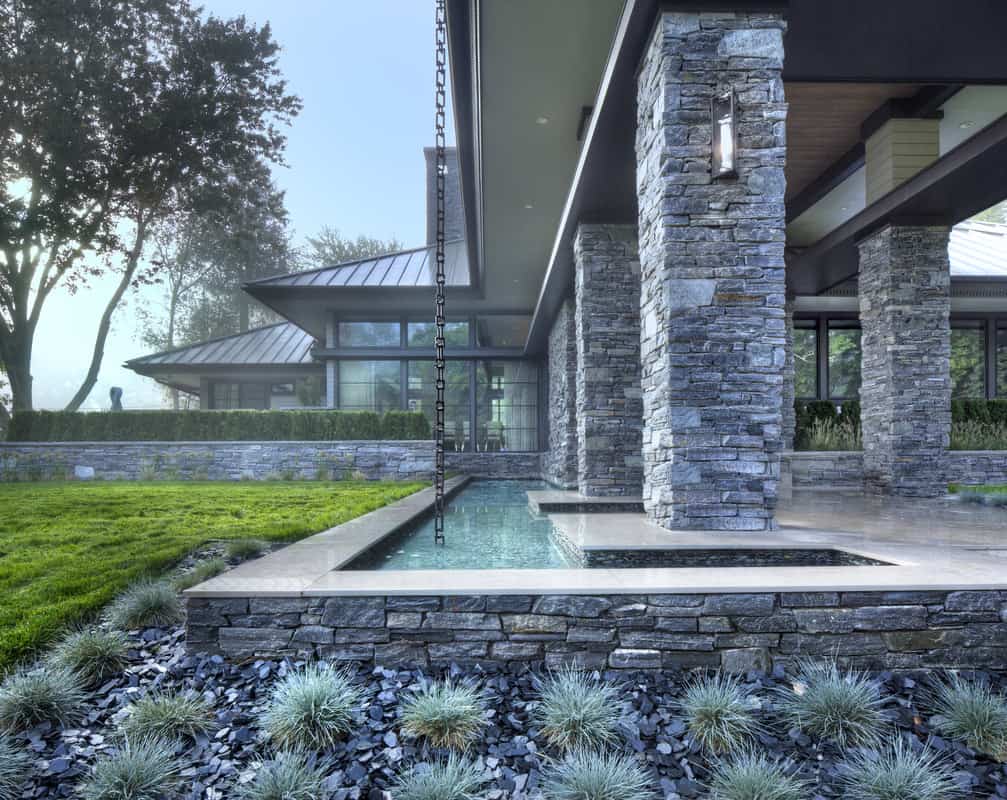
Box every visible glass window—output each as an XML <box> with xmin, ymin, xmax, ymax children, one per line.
<box><xmin>407</xmin><ymin>320</ymin><xmax>470</xmax><ymax>349</ymax></box>
<box><xmin>476</xmin><ymin>360</ymin><xmax>538</xmax><ymax>451</ymax></box>
<box><xmin>475</xmin><ymin>315</ymin><xmax>531</xmax><ymax>348</ymax></box>
<box><xmin>951</xmin><ymin>326</ymin><xmax>986</xmax><ymax>399</ymax></box>
<box><xmin>338</xmin><ymin>321</ymin><xmax>400</xmax><ymax>347</ymax></box>
<box><xmin>239</xmin><ymin>383</ymin><xmax>268</xmax><ymax>410</ymax></box>
<box><xmin>998</xmin><ymin>326</ymin><xmax>1007</xmax><ymax>397</ymax></box>
<box><xmin>338</xmin><ymin>361</ymin><xmax>401</xmax><ymax>412</ymax></box>
<box><xmin>828</xmin><ymin>325</ymin><xmax>861</xmax><ymax>399</ymax></box>
<box><xmin>408</xmin><ymin>361</ymin><xmax>471</xmax><ymax>450</ymax></box>
<box><xmin>212</xmin><ymin>382</ymin><xmax>239</xmax><ymax>409</ymax></box>
<box><xmin>793</xmin><ymin>323</ymin><xmax>817</xmax><ymax>399</ymax></box>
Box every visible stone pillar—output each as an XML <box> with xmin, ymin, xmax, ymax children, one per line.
<box><xmin>574</xmin><ymin>224</ymin><xmax>643</xmax><ymax>496</ymax></box>
<box><xmin>636</xmin><ymin>12</ymin><xmax>788</xmax><ymax>531</ymax></box>
<box><xmin>858</xmin><ymin>224</ymin><xmax>951</xmax><ymax>496</ymax></box>
<box><xmin>543</xmin><ymin>299</ymin><xmax>579</xmax><ymax>489</ymax></box>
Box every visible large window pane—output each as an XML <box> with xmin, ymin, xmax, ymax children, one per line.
<box><xmin>338</xmin><ymin>321</ymin><xmax>400</xmax><ymax>347</ymax></box>
<box><xmin>793</xmin><ymin>325</ymin><xmax>817</xmax><ymax>399</ymax></box>
<box><xmin>407</xmin><ymin>320</ymin><xmax>470</xmax><ymax>349</ymax></box>
<box><xmin>476</xmin><ymin>361</ymin><xmax>538</xmax><ymax>451</ymax></box>
<box><xmin>828</xmin><ymin>326</ymin><xmax>861</xmax><ymax>399</ymax></box>
<box><xmin>951</xmin><ymin>326</ymin><xmax>986</xmax><ymax>399</ymax></box>
<box><xmin>998</xmin><ymin>327</ymin><xmax>1007</xmax><ymax>396</ymax></box>
<box><xmin>338</xmin><ymin>361</ymin><xmax>401</xmax><ymax>412</ymax></box>
<box><xmin>408</xmin><ymin>361</ymin><xmax>471</xmax><ymax>450</ymax></box>
<box><xmin>475</xmin><ymin>315</ymin><xmax>531</xmax><ymax>348</ymax></box>
<box><xmin>212</xmin><ymin>382</ymin><xmax>239</xmax><ymax>409</ymax></box>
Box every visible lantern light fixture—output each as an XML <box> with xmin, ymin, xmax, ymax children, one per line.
<box><xmin>711</xmin><ymin>89</ymin><xmax>738</xmax><ymax>179</ymax></box>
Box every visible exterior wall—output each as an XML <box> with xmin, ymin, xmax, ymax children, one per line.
<box><xmin>542</xmin><ymin>299</ymin><xmax>579</xmax><ymax>489</ymax></box>
<box><xmin>788</xmin><ymin>450</ymin><xmax>1007</xmax><ymax>488</ymax></box>
<box><xmin>858</xmin><ymin>225</ymin><xmax>952</xmax><ymax>496</ymax></box>
<box><xmin>0</xmin><ymin>441</ymin><xmax>433</xmax><ymax>482</ymax></box>
<box><xmin>573</xmin><ymin>225</ymin><xmax>643</xmax><ymax>496</ymax></box>
<box><xmin>636</xmin><ymin>12</ymin><xmax>788</xmax><ymax>530</ymax></box>
<box><xmin>443</xmin><ymin>451</ymin><xmax>542</xmax><ymax>480</ymax></box>
<box><xmin>187</xmin><ymin>589</ymin><xmax>1007</xmax><ymax>671</ymax></box>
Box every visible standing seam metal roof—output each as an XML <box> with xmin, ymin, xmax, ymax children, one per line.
<box><xmin>126</xmin><ymin>322</ymin><xmax>316</xmax><ymax>368</ymax></box>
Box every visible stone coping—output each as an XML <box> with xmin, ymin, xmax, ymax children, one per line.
<box><xmin>526</xmin><ymin>490</ymin><xmax>645</xmax><ymax>514</ymax></box>
<box><xmin>184</xmin><ymin>478</ymin><xmax>1007</xmax><ymax>599</ymax></box>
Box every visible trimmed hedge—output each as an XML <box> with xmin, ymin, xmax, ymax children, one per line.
<box><xmin>6</xmin><ymin>410</ymin><xmax>431</xmax><ymax>443</ymax></box>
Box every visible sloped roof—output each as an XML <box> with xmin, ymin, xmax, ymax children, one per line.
<box><xmin>948</xmin><ymin>219</ymin><xmax>1007</xmax><ymax>277</ymax></box>
<box><xmin>246</xmin><ymin>239</ymin><xmax>470</xmax><ymax>290</ymax></box>
<box><xmin>127</xmin><ymin>322</ymin><xmax>316</xmax><ymax>369</ymax></box>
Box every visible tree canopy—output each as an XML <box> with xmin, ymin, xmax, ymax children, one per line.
<box><xmin>305</xmin><ymin>226</ymin><xmax>403</xmax><ymax>267</ymax></box>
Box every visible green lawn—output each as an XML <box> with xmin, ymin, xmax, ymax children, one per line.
<box><xmin>0</xmin><ymin>481</ymin><xmax>423</xmax><ymax>669</ymax></box>
<box><xmin>949</xmin><ymin>484</ymin><xmax>1007</xmax><ymax>494</ymax></box>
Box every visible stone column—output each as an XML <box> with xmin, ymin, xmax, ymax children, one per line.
<box><xmin>636</xmin><ymin>12</ymin><xmax>787</xmax><ymax>531</ymax></box>
<box><xmin>858</xmin><ymin>224</ymin><xmax>951</xmax><ymax>496</ymax></box>
<box><xmin>543</xmin><ymin>299</ymin><xmax>579</xmax><ymax>489</ymax></box>
<box><xmin>574</xmin><ymin>224</ymin><xmax>643</xmax><ymax>496</ymax></box>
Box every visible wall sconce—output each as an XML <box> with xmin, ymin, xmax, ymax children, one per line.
<box><xmin>711</xmin><ymin>89</ymin><xmax>737</xmax><ymax>179</ymax></box>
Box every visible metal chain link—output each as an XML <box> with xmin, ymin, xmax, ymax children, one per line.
<box><xmin>433</xmin><ymin>0</ymin><xmax>447</xmax><ymax>545</ymax></box>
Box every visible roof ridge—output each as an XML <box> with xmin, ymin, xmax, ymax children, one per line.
<box><xmin>125</xmin><ymin>321</ymin><xmax>305</xmax><ymax>365</ymax></box>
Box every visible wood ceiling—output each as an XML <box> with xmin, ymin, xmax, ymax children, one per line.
<box><xmin>785</xmin><ymin>83</ymin><xmax>924</xmax><ymax>200</ymax></box>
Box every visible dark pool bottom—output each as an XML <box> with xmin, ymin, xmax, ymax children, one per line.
<box><xmin>580</xmin><ymin>548</ymin><xmax>891</xmax><ymax>569</ymax></box>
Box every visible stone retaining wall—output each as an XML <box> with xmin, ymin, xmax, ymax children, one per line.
<box><xmin>0</xmin><ymin>441</ymin><xmax>433</xmax><ymax>482</ymax></box>
<box><xmin>186</xmin><ymin>590</ymin><xmax>1007</xmax><ymax>671</ymax></box>
<box><xmin>787</xmin><ymin>451</ymin><xmax>1007</xmax><ymax>489</ymax></box>
<box><xmin>443</xmin><ymin>451</ymin><xmax>543</xmax><ymax>480</ymax></box>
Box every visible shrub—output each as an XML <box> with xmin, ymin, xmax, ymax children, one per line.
<box><xmin>950</xmin><ymin>419</ymin><xmax>1007</xmax><ymax>450</ymax></box>
<box><xmin>226</xmin><ymin>539</ymin><xmax>267</xmax><ymax>561</ymax></box>
<box><xmin>931</xmin><ymin>673</ymin><xmax>1007</xmax><ymax>761</ymax></box>
<box><xmin>0</xmin><ymin>735</ymin><xmax>31</xmax><ymax>800</ymax></box>
<box><xmin>400</xmin><ymin>680</ymin><xmax>487</xmax><ymax>750</ymax></box>
<box><xmin>119</xmin><ymin>692</ymin><xmax>216</xmax><ymax>742</ymax></box>
<box><xmin>79</xmin><ymin>736</ymin><xmax>181</xmax><ymax>800</ymax></box>
<box><xmin>707</xmin><ymin>750</ymin><xmax>808</xmax><ymax>800</ymax></box>
<box><xmin>0</xmin><ymin>665</ymin><xmax>86</xmax><ymax>730</ymax></box>
<box><xmin>173</xmin><ymin>558</ymin><xmax>228</xmax><ymax>591</ymax></box>
<box><xmin>838</xmin><ymin>737</ymin><xmax>960</xmax><ymax>800</ymax></box>
<box><xmin>50</xmin><ymin>628</ymin><xmax>129</xmax><ymax>687</ymax></box>
<box><xmin>541</xmin><ymin>750</ymin><xmax>655</xmax><ymax>800</ymax></box>
<box><xmin>240</xmin><ymin>750</ymin><xmax>330</xmax><ymax>800</ymax></box>
<box><xmin>777</xmin><ymin>660</ymin><xmax>885</xmax><ymax>749</ymax></box>
<box><xmin>260</xmin><ymin>663</ymin><xmax>362</xmax><ymax>750</ymax></box>
<box><xmin>393</xmin><ymin>754</ymin><xmax>487</xmax><ymax>800</ymax></box>
<box><xmin>805</xmin><ymin>417</ymin><xmax>862</xmax><ymax>451</ymax></box>
<box><xmin>534</xmin><ymin>667</ymin><xmax>622</xmax><ymax>752</ymax></box>
<box><xmin>107</xmin><ymin>580</ymin><xmax>182</xmax><ymax>630</ymax></box>
<box><xmin>679</xmin><ymin>674</ymin><xmax>758</xmax><ymax>754</ymax></box>
<box><xmin>7</xmin><ymin>409</ymin><xmax>430</xmax><ymax>442</ymax></box>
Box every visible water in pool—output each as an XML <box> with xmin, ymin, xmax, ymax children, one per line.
<box><xmin>345</xmin><ymin>480</ymin><xmax>577</xmax><ymax>570</ymax></box>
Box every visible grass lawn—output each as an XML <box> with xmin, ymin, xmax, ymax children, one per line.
<box><xmin>0</xmin><ymin>480</ymin><xmax>423</xmax><ymax>669</ymax></box>
<box><xmin>949</xmin><ymin>484</ymin><xmax>1007</xmax><ymax>494</ymax></box>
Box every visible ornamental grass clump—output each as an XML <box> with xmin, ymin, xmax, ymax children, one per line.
<box><xmin>777</xmin><ymin>659</ymin><xmax>886</xmax><ymax>749</ymax></box>
<box><xmin>0</xmin><ymin>665</ymin><xmax>86</xmax><ymax>730</ymax></box>
<box><xmin>50</xmin><ymin>628</ymin><xmax>129</xmax><ymax>687</ymax></box>
<box><xmin>680</xmin><ymin>673</ymin><xmax>759</xmax><ymax>754</ymax></box>
<box><xmin>119</xmin><ymin>692</ymin><xmax>216</xmax><ymax>742</ymax></box>
<box><xmin>707</xmin><ymin>750</ymin><xmax>809</xmax><ymax>800</ymax></box>
<box><xmin>260</xmin><ymin>663</ymin><xmax>362</xmax><ymax>750</ymax></box>
<box><xmin>400</xmin><ymin>680</ymin><xmax>487</xmax><ymax>750</ymax></box>
<box><xmin>393</xmin><ymin>754</ymin><xmax>487</xmax><ymax>800</ymax></box>
<box><xmin>240</xmin><ymin>750</ymin><xmax>330</xmax><ymax>800</ymax></box>
<box><xmin>534</xmin><ymin>667</ymin><xmax>622</xmax><ymax>752</ymax></box>
<box><xmin>838</xmin><ymin>737</ymin><xmax>961</xmax><ymax>800</ymax></box>
<box><xmin>173</xmin><ymin>558</ymin><xmax>228</xmax><ymax>591</ymax></box>
<box><xmin>931</xmin><ymin>673</ymin><xmax>1007</xmax><ymax>761</ymax></box>
<box><xmin>226</xmin><ymin>538</ymin><xmax>268</xmax><ymax>561</ymax></box>
<box><xmin>0</xmin><ymin>735</ymin><xmax>32</xmax><ymax>800</ymax></box>
<box><xmin>107</xmin><ymin>580</ymin><xmax>182</xmax><ymax>630</ymax></box>
<box><xmin>541</xmin><ymin>750</ymin><xmax>655</xmax><ymax>800</ymax></box>
<box><xmin>79</xmin><ymin>736</ymin><xmax>181</xmax><ymax>800</ymax></box>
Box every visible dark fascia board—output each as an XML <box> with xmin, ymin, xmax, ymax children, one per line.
<box><xmin>126</xmin><ymin>363</ymin><xmax>322</xmax><ymax>376</ymax></box>
<box><xmin>790</xmin><ymin>112</ymin><xmax>1007</xmax><ymax>294</ymax></box>
<box><xmin>859</xmin><ymin>85</ymin><xmax>959</xmax><ymax>140</ymax></box>
<box><xmin>786</xmin><ymin>142</ymin><xmax>865</xmax><ymax>224</ymax></box>
<box><xmin>311</xmin><ymin>347</ymin><xmax>529</xmax><ymax>360</ymax></box>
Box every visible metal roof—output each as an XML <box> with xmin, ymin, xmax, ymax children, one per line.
<box><xmin>246</xmin><ymin>239</ymin><xmax>470</xmax><ymax>290</ymax></box>
<box><xmin>127</xmin><ymin>322</ymin><xmax>316</xmax><ymax>368</ymax></box>
<box><xmin>948</xmin><ymin>220</ymin><xmax>1007</xmax><ymax>277</ymax></box>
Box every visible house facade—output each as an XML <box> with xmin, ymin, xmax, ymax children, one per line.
<box><xmin>128</xmin><ymin>0</ymin><xmax>1007</xmax><ymax>532</ymax></box>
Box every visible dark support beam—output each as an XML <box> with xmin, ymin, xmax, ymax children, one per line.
<box><xmin>786</xmin><ymin>143</ymin><xmax>864</xmax><ymax>223</ymax></box>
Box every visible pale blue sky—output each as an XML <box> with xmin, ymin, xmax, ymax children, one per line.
<box><xmin>33</xmin><ymin>0</ymin><xmax>453</xmax><ymax>409</ymax></box>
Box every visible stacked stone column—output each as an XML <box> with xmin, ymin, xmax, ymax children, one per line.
<box><xmin>636</xmin><ymin>12</ymin><xmax>788</xmax><ymax>531</ymax></box>
<box><xmin>543</xmin><ymin>299</ymin><xmax>579</xmax><ymax>489</ymax></box>
<box><xmin>858</xmin><ymin>225</ymin><xmax>951</xmax><ymax>496</ymax></box>
<box><xmin>573</xmin><ymin>225</ymin><xmax>643</xmax><ymax>496</ymax></box>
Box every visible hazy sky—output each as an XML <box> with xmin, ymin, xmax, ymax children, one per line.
<box><xmin>32</xmin><ymin>0</ymin><xmax>454</xmax><ymax>410</ymax></box>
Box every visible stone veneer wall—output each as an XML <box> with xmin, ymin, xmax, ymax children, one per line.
<box><xmin>573</xmin><ymin>225</ymin><xmax>643</xmax><ymax>496</ymax></box>
<box><xmin>443</xmin><ymin>452</ymin><xmax>543</xmax><ymax>480</ymax></box>
<box><xmin>0</xmin><ymin>441</ymin><xmax>433</xmax><ymax>482</ymax></box>
<box><xmin>187</xmin><ymin>589</ymin><xmax>1007</xmax><ymax>671</ymax></box>
<box><xmin>787</xmin><ymin>450</ymin><xmax>1007</xmax><ymax>489</ymax></box>
<box><xmin>858</xmin><ymin>225</ymin><xmax>952</xmax><ymax>497</ymax></box>
<box><xmin>542</xmin><ymin>299</ymin><xmax>579</xmax><ymax>489</ymax></box>
<box><xmin>636</xmin><ymin>12</ymin><xmax>788</xmax><ymax>531</ymax></box>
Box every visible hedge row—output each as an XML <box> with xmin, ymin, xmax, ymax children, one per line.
<box><xmin>5</xmin><ymin>410</ymin><xmax>431</xmax><ymax>442</ymax></box>
<box><xmin>796</xmin><ymin>398</ymin><xmax>1007</xmax><ymax>427</ymax></box>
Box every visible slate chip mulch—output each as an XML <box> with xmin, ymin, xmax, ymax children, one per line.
<box><xmin>16</xmin><ymin>616</ymin><xmax>1007</xmax><ymax>797</ymax></box>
